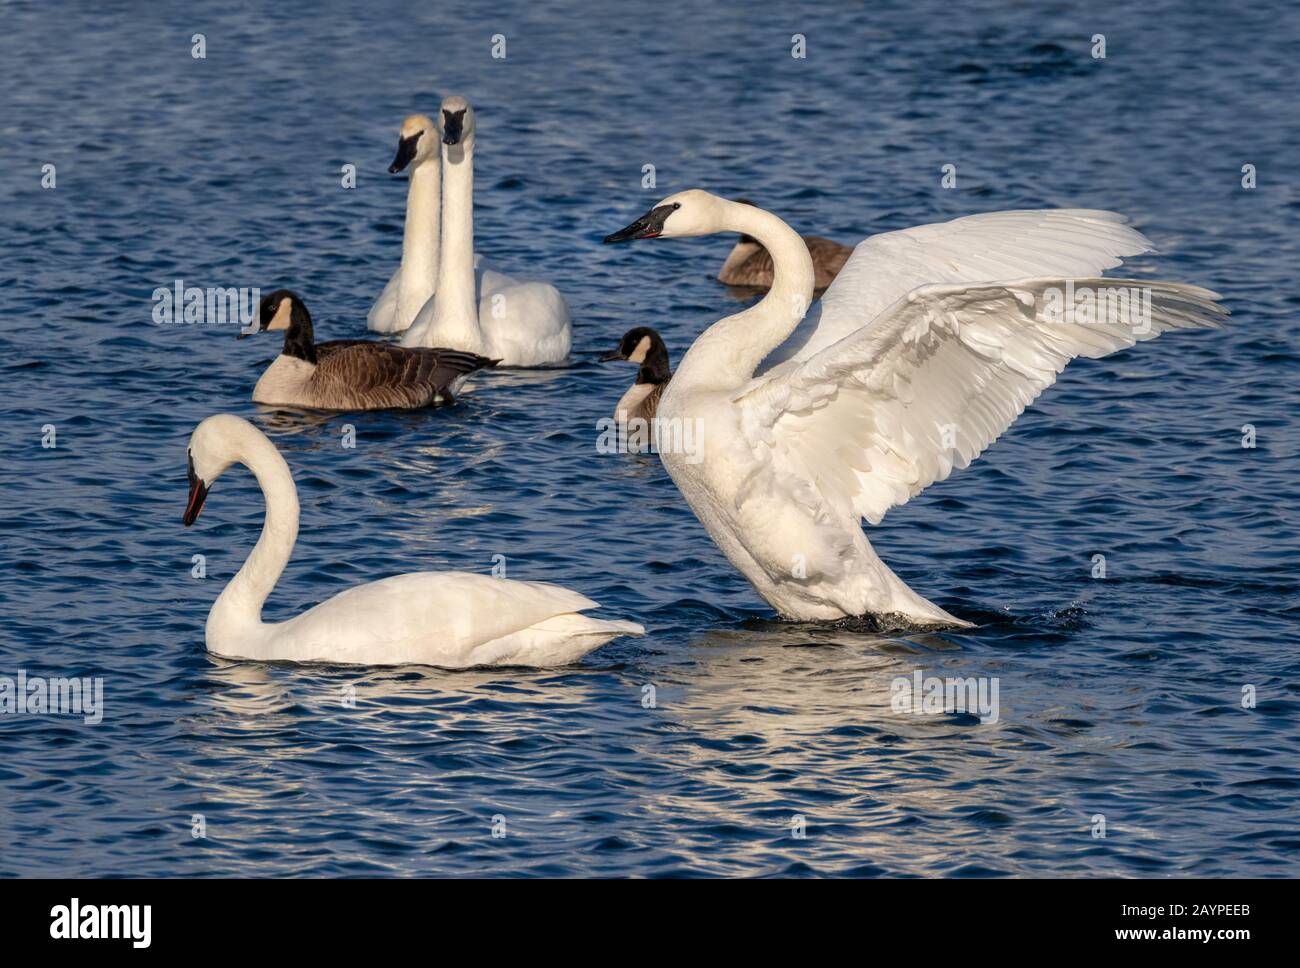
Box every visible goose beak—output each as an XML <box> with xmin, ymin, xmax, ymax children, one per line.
<box><xmin>388</xmin><ymin>133</ymin><xmax>420</xmax><ymax>173</ymax></box>
<box><xmin>599</xmin><ymin>348</ymin><xmax>624</xmax><ymax>362</ymax></box>
<box><xmin>603</xmin><ymin>204</ymin><xmax>675</xmax><ymax>243</ymax></box>
<box><xmin>184</xmin><ymin>452</ymin><xmax>209</xmax><ymax>527</ymax></box>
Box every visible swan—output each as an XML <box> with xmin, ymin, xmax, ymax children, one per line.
<box><xmin>605</xmin><ymin>191</ymin><xmax>1225</xmax><ymax>628</ymax></box>
<box><xmin>247</xmin><ymin>290</ymin><xmax>496</xmax><ymax>410</ymax></box>
<box><xmin>718</xmin><ymin>199</ymin><xmax>852</xmax><ymax>290</ymax></box>
<box><xmin>368</xmin><ymin>114</ymin><xmax>442</xmax><ymax>334</ymax></box>
<box><xmin>401</xmin><ymin>96</ymin><xmax>572</xmax><ymax>366</ymax></box>
<box><xmin>183</xmin><ymin>414</ymin><xmax>644</xmax><ymax>666</ymax></box>
<box><xmin>601</xmin><ymin>327</ymin><xmax>672</xmax><ymax>425</ymax></box>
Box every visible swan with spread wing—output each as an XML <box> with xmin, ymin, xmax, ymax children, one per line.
<box><xmin>604</xmin><ymin>191</ymin><xmax>1225</xmax><ymax>628</ymax></box>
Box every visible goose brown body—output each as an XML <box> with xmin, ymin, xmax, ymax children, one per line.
<box><xmin>617</xmin><ymin>380</ymin><xmax>667</xmax><ymax>423</ymax></box>
<box><xmin>249</xmin><ymin>290</ymin><xmax>496</xmax><ymax>411</ymax></box>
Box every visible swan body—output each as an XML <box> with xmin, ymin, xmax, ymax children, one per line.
<box><xmin>400</xmin><ymin>96</ymin><xmax>572</xmax><ymax>366</ymax></box>
<box><xmin>184</xmin><ymin>414</ymin><xmax>643</xmax><ymax>666</ymax></box>
<box><xmin>605</xmin><ymin>191</ymin><xmax>1225</xmax><ymax>627</ymax></box>
<box><xmin>248</xmin><ymin>290</ymin><xmax>496</xmax><ymax>410</ymax></box>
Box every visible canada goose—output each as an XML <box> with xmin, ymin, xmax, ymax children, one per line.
<box><xmin>246</xmin><ymin>290</ymin><xmax>496</xmax><ymax>410</ymax></box>
<box><xmin>183</xmin><ymin>414</ymin><xmax>644</xmax><ymax>666</ymax></box>
<box><xmin>600</xmin><ymin>327</ymin><xmax>672</xmax><ymax>424</ymax></box>
<box><xmin>717</xmin><ymin>199</ymin><xmax>852</xmax><ymax>290</ymax></box>
<box><xmin>401</xmin><ymin>95</ymin><xmax>572</xmax><ymax>366</ymax></box>
<box><xmin>605</xmin><ymin>191</ymin><xmax>1224</xmax><ymax>627</ymax></box>
<box><xmin>368</xmin><ymin>114</ymin><xmax>440</xmax><ymax>334</ymax></box>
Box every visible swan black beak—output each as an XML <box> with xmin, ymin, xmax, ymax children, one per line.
<box><xmin>184</xmin><ymin>452</ymin><xmax>209</xmax><ymax>527</ymax></box>
<box><xmin>603</xmin><ymin>204</ymin><xmax>677</xmax><ymax>243</ymax></box>
<box><xmin>388</xmin><ymin>132</ymin><xmax>421</xmax><ymax>173</ymax></box>
<box><xmin>599</xmin><ymin>348</ymin><xmax>625</xmax><ymax>362</ymax></box>
<box><xmin>441</xmin><ymin>109</ymin><xmax>465</xmax><ymax>146</ymax></box>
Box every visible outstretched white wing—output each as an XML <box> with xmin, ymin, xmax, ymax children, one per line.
<box><xmin>736</xmin><ymin>277</ymin><xmax>1225</xmax><ymax>527</ymax></box>
<box><xmin>765</xmin><ymin>209</ymin><xmax>1158</xmax><ymax>370</ymax></box>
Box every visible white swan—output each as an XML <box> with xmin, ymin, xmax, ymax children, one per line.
<box><xmin>183</xmin><ymin>414</ymin><xmax>643</xmax><ymax>666</ymax></box>
<box><xmin>401</xmin><ymin>96</ymin><xmax>572</xmax><ymax>366</ymax></box>
<box><xmin>604</xmin><ymin>191</ymin><xmax>1225</xmax><ymax>627</ymax></box>
<box><xmin>368</xmin><ymin>114</ymin><xmax>442</xmax><ymax>334</ymax></box>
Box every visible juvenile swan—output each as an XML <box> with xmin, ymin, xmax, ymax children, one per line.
<box><xmin>368</xmin><ymin>114</ymin><xmax>441</xmax><ymax>334</ymax></box>
<box><xmin>401</xmin><ymin>96</ymin><xmax>572</xmax><ymax>366</ymax></box>
<box><xmin>605</xmin><ymin>191</ymin><xmax>1226</xmax><ymax>628</ymax></box>
<box><xmin>718</xmin><ymin>199</ymin><xmax>851</xmax><ymax>290</ymax></box>
<box><xmin>246</xmin><ymin>290</ymin><xmax>496</xmax><ymax>410</ymax></box>
<box><xmin>183</xmin><ymin>414</ymin><xmax>644</xmax><ymax>666</ymax></box>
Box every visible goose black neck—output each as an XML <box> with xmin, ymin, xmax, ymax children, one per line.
<box><xmin>282</xmin><ymin>300</ymin><xmax>317</xmax><ymax>365</ymax></box>
<box><xmin>636</xmin><ymin>341</ymin><xmax>671</xmax><ymax>385</ymax></box>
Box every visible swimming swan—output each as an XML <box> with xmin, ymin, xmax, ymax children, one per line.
<box><xmin>401</xmin><ymin>96</ymin><xmax>572</xmax><ymax>366</ymax></box>
<box><xmin>183</xmin><ymin>414</ymin><xmax>644</xmax><ymax>666</ymax></box>
<box><xmin>718</xmin><ymin>199</ymin><xmax>851</xmax><ymax>290</ymax></box>
<box><xmin>247</xmin><ymin>290</ymin><xmax>496</xmax><ymax>410</ymax></box>
<box><xmin>368</xmin><ymin>114</ymin><xmax>441</xmax><ymax>334</ymax></box>
<box><xmin>605</xmin><ymin>191</ymin><xmax>1225</xmax><ymax>628</ymax></box>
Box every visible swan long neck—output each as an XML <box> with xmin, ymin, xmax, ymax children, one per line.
<box><xmin>431</xmin><ymin>141</ymin><xmax>483</xmax><ymax>348</ymax></box>
<box><xmin>208</xmin><ymin>431</ymin><xmax>299</xmax><ymax>639</ymax></box>
<box><xmin>678</xmin><ymin>202</ymin><xmax>815</xmax><ymax>391</ymax></box>
<box><xmin>398</xmin><ymin>159</ymin><xmax>441</xmax><ymax>315</ymax></box>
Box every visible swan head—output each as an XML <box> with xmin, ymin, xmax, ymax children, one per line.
<box><xmin>388</xmin><ymin>114</ymin><xmax>437</xmax><ymax>173</ymax></box>
<box><xmin>184</xmin><ymin>414</ymin><xmax>257</xmax><ymax>526</ymax></box>
<box><xmin>438</xmin><ymin>95</ymin><xmax>475</xmax><ymax>153</ymax></box>
<box><xmin>603</xmin><ymin>189</ymin><xmax>724</xmax><ymax>243</ymax></box>
<box><xmin>601</xmin><ymin>327</ymin><xmax>666</xmax><ymax>366</ymax></box>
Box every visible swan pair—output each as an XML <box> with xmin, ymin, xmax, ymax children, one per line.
<box><xmin>604</xmin><ymin>191</ymin><xmax>1225</xmax><ymax>628</ymax></box>
<box><xmin>184</xmin><ymin>414</ymin><xmax>642</xmax><ymax>667</ymax></box>
<box><xmin>368</xmin><ymin>96</ymin><xmax>572</xmax><ymax>367</ymax></box>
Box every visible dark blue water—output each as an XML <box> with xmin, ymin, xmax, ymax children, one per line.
<box><xmin>2</xmin><ymin>0</ymin><xmax>1298</xmax><ymax>877</ymax></box>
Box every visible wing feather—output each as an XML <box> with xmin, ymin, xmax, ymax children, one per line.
<box><xmin>737</xmin><ymin>277</ymin><xmax>1225</xmax><ymax>526</ymax></box>
<box><xmin>762</xmin><ymin>208</ymin><xmax>1158</xmax><ymax>372</ymax></box>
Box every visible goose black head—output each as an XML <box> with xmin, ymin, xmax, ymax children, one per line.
<box><xmin>242</xmin><ymin>289</ymin><xmax>316</xmax><ymax>364</ymax></box>
<box><xmin>388</xmin><ymin>113</ymin><xmax>436</xmax><ymax>173</ymax></box>
<box><xmin>601</xmin><ymin>327</ymin><xmax>671</xmax><ymax>384</ymax></box>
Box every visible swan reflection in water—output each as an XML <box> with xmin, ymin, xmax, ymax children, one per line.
<box><xmin>183</xmin><ymin>614</ymin><xmax>1136</xmax><ymax>875</ymax></box>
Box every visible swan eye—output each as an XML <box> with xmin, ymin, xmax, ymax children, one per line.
<box><xmin>672</xmin><ymin>203</ymin><xmax>681</xmax><ymax>210</ymax></box>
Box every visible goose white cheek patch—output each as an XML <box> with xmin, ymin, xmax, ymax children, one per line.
<box><xmin>266</xmin><ymin>299</ymin><xmax>293</xmax><ymax>331</ymax></box>
<box><xmin>627</xmin><ymin>335</ymin><xmax>651</xmax><ymax>364</ymax></box>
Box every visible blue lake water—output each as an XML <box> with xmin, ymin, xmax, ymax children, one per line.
<box><xmin>1</xmin><ymin>0</ymin><xmax>1298</xmax><ymax>876</ymax></box>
